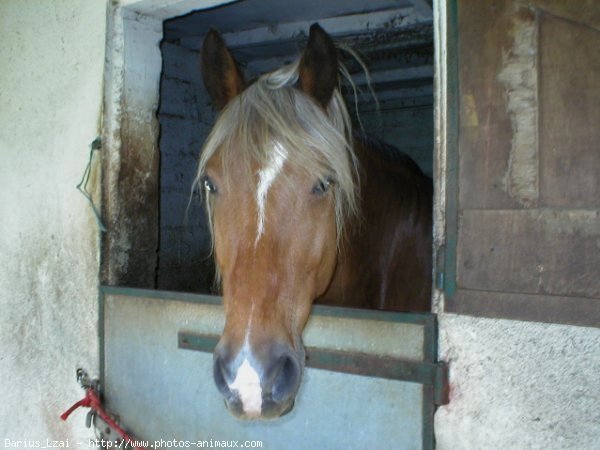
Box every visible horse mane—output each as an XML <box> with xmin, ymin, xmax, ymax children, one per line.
<box><xmin>195</xmin><ymin>58</ymin><xmax>360</xmax><ymax>243</ymax></box>
<box><xmin>354</xmin><ymin>130</ymin><xmax>433</xmax><ymax>225</ymax></box>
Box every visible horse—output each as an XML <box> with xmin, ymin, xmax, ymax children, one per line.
<box><xmin>195</xmin><ymin>24</ymin><xmax>432</xmax><ymax>420</ymax></box>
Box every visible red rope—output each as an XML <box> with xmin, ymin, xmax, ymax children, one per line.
<box><xmin>61</xmin><ymin>388</ymin><xmax>146</xmax><ymax>450</ymax></box>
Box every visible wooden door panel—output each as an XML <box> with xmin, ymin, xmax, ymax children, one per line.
<box><xmin>447</xmin><ymin>0</ymin><xmax>600</xmax><ymax>327</ymax></box>
<box><xmin>539</xmin><ymin>13</ymin><xmax>600</xmax><ymax>207</ymax></box>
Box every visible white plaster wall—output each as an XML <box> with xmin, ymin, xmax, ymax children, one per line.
<box><xmin>435</xmin><ymin>314</ymin><xmax>600</xmax><ymax>449</ymax></box>
<box><xmin>0</xmin><ymin>0</ymin><xmax>107</xmax><ymax>442</ymax></box>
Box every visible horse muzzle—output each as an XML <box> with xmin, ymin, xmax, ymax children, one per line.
<box><xmin>213</xmin><ymin>340</ymin><xmax>304</xmax><ymax>420</ymax></box>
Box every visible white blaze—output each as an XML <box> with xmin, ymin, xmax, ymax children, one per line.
<box><xmin>256</xmin><ymin>142</ymin><xmax>287</xmax><ymax>244</ymax></box>
<box><xmin>228</xmin><ymin>358</ymin><xmax>262</xmax><ymax>417</ymax></box>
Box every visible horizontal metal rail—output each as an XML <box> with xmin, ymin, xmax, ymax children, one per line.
<box><xmin>178</xmin><ymin>332</ymin><xmax>448</xmax><ymax>406</ymax></box>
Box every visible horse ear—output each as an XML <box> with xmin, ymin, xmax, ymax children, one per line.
<box><xmin>201</xmin><ymin>28</ymin><xmax>245</xmax><ymax>110</ymax></box>
<box><xmin>298</xmin><ymin>24</ymin><xmax>338</xmax><ymax>108</ymax></box>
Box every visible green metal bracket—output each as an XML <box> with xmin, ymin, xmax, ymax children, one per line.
<box><xmin>443</xmin><ymin>0</ymin><xmax>460</xmax><ymax>302</ymax></box>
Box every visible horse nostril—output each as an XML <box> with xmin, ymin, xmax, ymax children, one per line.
<box><xmin>213</xmin><ymin>352</ymin><xmax>233</xmax><ymax>396</ymax></box>
<box><xmin>271</xmin><ymin>353</ymin><xmax>301</xmax><ymax>403</ymax></box>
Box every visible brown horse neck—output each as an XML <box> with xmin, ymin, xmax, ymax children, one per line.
<box><xmin>319</xmin><ymin>132</ymin><xmax>433</xmax><ymax>312</ymax></box>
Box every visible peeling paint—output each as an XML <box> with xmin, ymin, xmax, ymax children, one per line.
<box><xmin>431</xmin><ymin>0</ymin><xmax>449</xmax><ymax>314</ymax></box>
<box><xmin>460</xmin><ymin>94</ymin><xmax>479</xmax><ymax>127</ymax></box>
<box><xmin>498</xmin><ymin>7</ymin><xmax>539</xmax><ymax>207</ymax></box>
<box><xmin>102</xmin><ymin>7</ymin><xmax>162</xmax><ymax>287</ymax></box>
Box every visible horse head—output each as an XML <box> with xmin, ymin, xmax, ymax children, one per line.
<box><xmin>198</xmin><ymin>24</ymin><xmax>358</xmax><ymax>419</ymax></box>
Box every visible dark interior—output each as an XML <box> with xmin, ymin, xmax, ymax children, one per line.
<box><xmin>157</xmin><ymin>0</ymin><xmax>434</xmax><ymax>293</ymax></box>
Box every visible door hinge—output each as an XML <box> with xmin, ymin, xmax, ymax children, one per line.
<box><xmin>434</xmin><ymin>361</ymin><xmax>450</xmax><ymax>406</ymax></box>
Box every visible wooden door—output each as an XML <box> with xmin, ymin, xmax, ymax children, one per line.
<box><xmin>443</xmin><ymin>0</ymin><xmax>600</xmax><ymax>327</ymax></box>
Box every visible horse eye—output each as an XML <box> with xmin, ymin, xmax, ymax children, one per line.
<box><xmin>312</xmin><ymin>178</ymin><xmax>333</xmax><ymax>196</ymax></box>
<box><xmin>202</xmin><ymin>176</ymin><xmax>217</xmax><ymax>194</ymax></box>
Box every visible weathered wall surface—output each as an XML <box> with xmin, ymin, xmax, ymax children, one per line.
<box><xmin>435</xmin><ymin>315</ymin><xmax>600</xmax><ymax>450</ymax></box>
<box><xmin>0</xmin><ymin>0</ymin><xmax>107</xmax><ymax>442</ymax></box>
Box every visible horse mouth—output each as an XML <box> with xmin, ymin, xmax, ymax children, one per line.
<box><xmin>224</xmin><ymin>397</ymin><xmax>296</xmax><ymax>420</ymax></box>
